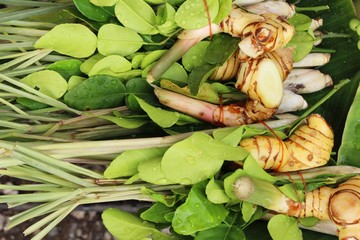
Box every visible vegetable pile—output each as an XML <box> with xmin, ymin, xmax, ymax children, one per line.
<box><xmin>0</xmin><ymin>0</ymin><xmax>360</xmax><ymax>239</ymax></box>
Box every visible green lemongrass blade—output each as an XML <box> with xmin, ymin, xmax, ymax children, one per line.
<box><xmin>0</xmin><ymin>74</ymin><xmax>81</xmax><ymax>114</ymax></box>
<box><xmin>295</xmin><ymin>5</ymin><xmax>330</xmax><ymax>12</ymax></box>
<box><xmin>34</xmin><ymin>132</ymin><xmax>195</xmax><ymax>158</ymax></box>
<box><xmin>6</xmin><ymin>189</ymin><xmax>81</xmax><ymax>230</ymax></box>
<box><xmin>0</xmin><ymin>50</ymin><xmax>41</xmax><ymax>71</ymax></box>
<box><xmin>0</xmin><ymin>183</ymin><xmax>62</xmax><ymax>192</ymax></box>
<box><xmin>0</xmin><ymin>192</ymin><xmax>68</xmax><ymax>204</ymax></box>
<box><xmin>0</xmin><ymin>51</ymin><xmax>29</xmax><ymax>60</ymax></box>
<box><xmin>0</xmin><ymin>97</ymin><xmax>40</xmax><ymax>124</ymax></box>
<box><xmin>0</xmin><ymin>168</ymin><xmax>46</xmax><ymax>183</ymax></box>
<box><xmin>0</xmin><ymin>119</ymin><xmax>30</xmax><ymax>131</ymax></box>
<box><xmin>0</xmin><ymin>157</ymin><xmax>23</xmax><ymax>168</ymax></box>
<box><xmin>31</xmin><ymin>204</ymin><xmax>77</xmax><ymax>240</ymax></box>
<box><xmin>8</xmin><ymin>165</ymin><xmax>81</xmax><ymax>188</ymax></box>
<box><xmin>23</xmin><ymin>205</ymin><xmax>69</xmax><ymax>236</ymax></box>
<box><xmin>0</xmin><ymin>33</ymin><xmax>38</xmax><ymax>41</ymax></box>
<box><xmin>77</xmin><ymin>192</ymin><xmax>154</xmax><ymax>205</ymax></box>
<box><xmin>0</xmin><ymin>0</ymin><xmax>60</xmax><ymax>7</ymax></box>
<box><xmin>0</xmin><ymin>132</ymin><xmax>76</xmax><ymax>143</ymax></box>
<box><xmin>14</xmin><ymin>143</ymin><xmax>103</xmax><ymax>179</ymax></box>
<box><xmin>2</xmin><ymin>64</ymin><xmax>48</xmax><ymax>77</ymax></box>
<box><xmin>69</xmin><ymin>126</ymin><xmax>143</xmax><ymax>141</ymax></box>
<box><xmin>0</xmin><ymin>42</ymin><xmax>35</xmax><ymax>50</ymax></box>
<box><xmin>1</xmin><ymin>20</ymin><xmax>56</xmax><ymax>29</ymax></box>
<box><xmin>0</xmin><ymin>3</ymin><xmax>73</xmax><ymax>23</ymax></box>
<box><xmin>15</xmin><ymin>49</ymin><xmax>52</xmax><ymax>69</ymax></box>
<box><xmin>0</xmin><ymin>112</ymin><xmax>63</xmax><ymax>122</ymax></box>
<box><xmin>11</xmin><ymin>151</ymin><xmax>96</xmax><ymax>187</ymax></box>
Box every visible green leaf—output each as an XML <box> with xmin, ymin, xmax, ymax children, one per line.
<box><xmin>34</xmin><ymin>23</ymin><xmax>97</xmax><ymax>58</ymax></box>
<box><xmin>241</xmin><ymin>201</ymin><xmax>257</xmax><ymax>223</ymax></box>
<box><xmin>337</xmin><ymin>83</ymin><xmax>360</xmax><ymax>167</ymax></box>
<box><xmin>204</xmin><ymin>34</ymin><xmax>239</xmax><ymax>65</ymax></box>
<box><xmin>100</xmin><ymin>115</ymin><xmax>148</xmax><ymax>129</ymax></box>
<box><xmin>63</xmin><ymin>75</ymin><xmax>126</xmax><ymax>110</ymax></box>
<box><xmin>267</xmin><ymin>215</ymin><xmax>302</xmax><ymax>240</ymax></box>
<box><xmin>205</xmin><ymin>178</ymin><xmax>230</xmax><ymax>204</ymax></box>
<box><xmin>47</xmin><ymin>59</ymin><xmax>83</xmax><ymax>80</ymax></box>
<box><xmin>20</xmin><ymin>70</ymin><xmax>68</xmax><ymax>99</ymax></box>
<box><xmin>243</xmin><ymin>155</ymin><xmax>278</xmax><ymax>184</ymax></box>
<box><xmin>182</xmin><ymin>41</ymin><xmax>211</xmax><ymax>72</ymax></box>
<box><xmin>161</xmin><ymin>132</ymin><xmax>248</xmax><ymax>185</ymax></box>
<box><xmin>188</xmin><ymin>64</ymin><xmax>217</xmax><ymax>95</ymax></box>
<box><xmin>138</xmin><ymin>157</ymin><xmax>174</xmax><ymax>185</ymax></box>
<box><xmin>156</xmin><ymin>3</ymin><xmax>178</xmax><ymax>36</ymax></box>
<box><xmin>212</xmin><ymin>0</ymin><xmax>232</xmax><ymax>24</ymax></box>
<box><xmin>97</xmin><ymin>23</ymin><xmax>144</xmax><ymax>56</ymax></box>
<box><xmin>135</xmin><ymin>95</ymin><xmax>180</xmax><ymax>127</ymax></box>
<box><xmin>286</xmin><ymin>32</ymin><xmax>315</xmax><ymax>62</ymax></box>
<box><xmin>195</xmin><ymin>224</ymin><xmax>245</xmax><ymax>240</ymax></box>
<box><xmin>80</xmin><ymin>53</ymin><xmax>105</xmax><ymax>75</ymax></box>
<box><xmin>175</xmin><ymin>0</ymin><xmax>219</xmax><ymax>30</ymax></box>
<box><xmin>160</xmin><ymin>80</ymin><xmax>221</xmax><ymax>104</ymax></box>
<box><xmin>104</xmin><ymin>147</ymin><xmax>168</xmax><ymax>178</ymax></box>
<box><xmin>115</xmin><ymin>0</ymin><xmax>158</xmax><ymax>35</ymax></box>
<box><xmin>88</xmin><ymin>55</ymin><xmax>132</xmax><ymax>76</ymax></box>
<box><xmin>288</xmin><ymin>13</ymin><xmax>313</xmax><ymax>31</ymax></box>
<box><xmin>73</xmin><ymin>0</ymin><xmax>113</xmax><ymax>22</ymax></box>
<box><xmin>102</xmin><ymin>208</ymin><xmax>159</xmax><ymax>240</ymax></box>
<box><xmin>125</xmin><ymin>77</ymin><xmax>158</xmax><ymax>112</ymax></box>
<box><xmin>140</xmin><ymin>202</ymin><xmax>175</xmax><ymax>223</ymax></box>
<box><xmin>172</xmin><ymin>181</ymin><xmax>229</xmax><ymax>235</ymax></box>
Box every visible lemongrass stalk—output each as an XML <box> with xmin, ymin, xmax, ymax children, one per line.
<box><xmin>0</xmin><ymin>0</ymin><xmax>61</xmax><ymax>7</ymax></box>
<box><xmin>243</xmin><ymin>1</ymin><xmax>296</xmax><ymax>19</ymax></box>
<box><xmin>12</xmin><ymin>143</ymin><xmax>103</xmax><ymax>179</ymax></box>
<box><xmin>293</xmin><ymin>53</ymin><xmax>331</xmax><ymax>68</ymax></box>
<box><xmin>0</xmin><ymin>157</ymin><xmax>22</xmax><ymax>168</ymax></box>
<box><xmin>271</xmin><ymin>166</ymin><xmax>360</xmax><ymax>180</ymax></box>
<box><xmin>8</xmin><ymin>151</ymin><xmax>97</xmax><ymax>187</ymax></box>
<box><xmin>147</xmin><ymin>24</ymin><xmax>220</xmax><ymax>83</ymax></box>
<box><xmin>284</xmin><ymin>69</ymin><xmax>333</xmax><ymax>94</ymax></box>
<box><xmin>276</xmin><ymin>89</ymin><xmax>308</xmax><ymax>114</ymax></box>
<box><xmin>0</xmin><ymin>119</ymin><xmax>31</xmax><ymax>131</ymax></box>
<box><xmin>31</xmin><ymin>204</ymin><xmax>77</xmax><ymax>240</ymax></box>
<box><xmin>0</xmin><ymin>3</ymin><xmax>73</xmax><ymax>22</ymax></box>
<box><xmin>0</xmin><ymin>26</ymin><xmax>48</xmax><ymax>36</ymax></box>
<box><xmin>0</xmin><ymin>50</ymin><xmax>30</xmax><ymax>60</ymax></box>
<box><xmin>0</xmin><ymin>33</ymin><xmax>38</xmax><ymax>41</ymax></box>
<box><xmin>0</xmin><ymin>49</ymin><xmax>41</xmax><ymax>71</ymax></box>
<box><xmin>0</xmin><ymin>42</ymin><xmax>34</xmax><ymax>51</ymax></box>
<box><xmin>295</xmin><ymin>5</ymin><xmax>330</xmax><ymax>12</ymax></box>
<box><xmin>15</xmin><ymin>49</ymin><xmax>52</xmax><ymax>69</ymax></box>
<box><xmin>0</xmin><ymin>192</ymin><xmax>71</xmax><ymax>204</ymax></box>
<box><xmin>6</xmin><ymin>190</ymin><xmax>81</xmax><ymax>229</ymax></box>
<box><xmin>0</xmin><ymin>97</ymin><xmax>41</xmax><ymax>124</ymax></box>
<box><xmin>23</xmin><ymin>205</ymin><xmax>71</xmax><ymax>237</ymax></box>
<box><xmin>6</xmin><ymin>166</ymin><xmax>82</xmax><ymax>188</ymax></box>
<box><xmin>0</xmin><ymin>132</ymin><xmax>80</xmax><ymax>143</ymax></box>
<box><xmin>233</xmin><ymin>176</ymin><xmax>291</xmax><ymax>213</ymax></box>
<box><xmin>0</xmin><ymin>183</ymin><xmax>62</xmax><ymax>192</ymax></box>
<box><xmin>42</xmin><ymin>106</ymin><xmax>127</xmax><ymax>136</ymax></box>
<box><xmin>2</xmin><ymin>64</ymin><xmax>48</xmax><ymax>77</ymax></box>
<box><xmin>154</xmin><ymin>87</ymin><xmax>216</xmax><ymax>123</ymax></box>
<box><xmin>1</xmin><ymin>20</ymin><xmax>56</xmax><ymax>28</ymax></box>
